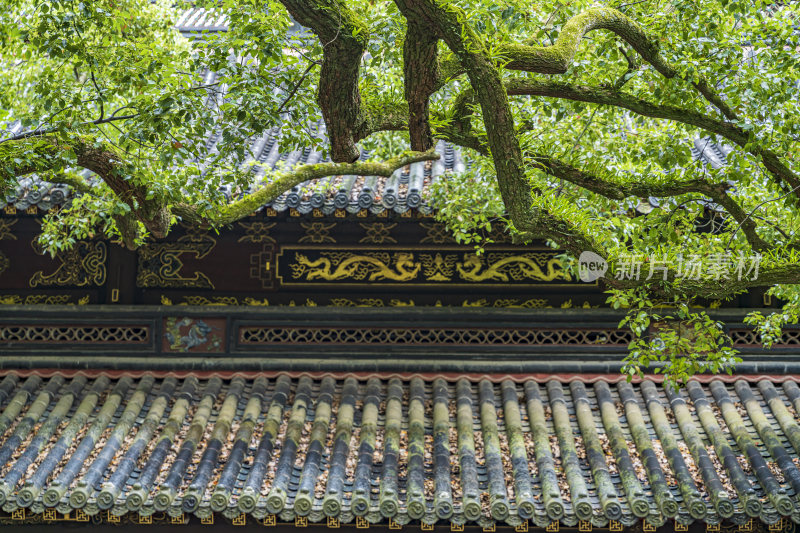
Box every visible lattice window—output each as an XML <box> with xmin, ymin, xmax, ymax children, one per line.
<box><xmin>0</xmin><ymin>325</ymin><xmax>149</xmax><ymax>343</ymax></box>
<box><xmin>729</xmin><ymin>328</ymin><xmax>800</xmax><ymax>347</ymax></box>
<box><xmin>239</xmin><ymin>326</ymin><xmax>633</xmax><ymax>346</ymax></box>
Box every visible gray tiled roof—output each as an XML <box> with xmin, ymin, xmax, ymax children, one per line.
<box><xmin>691</xmin><ymin>139</ymin><xmax>735</xmax><ymax>170</ymax></box>
<box><xmin>175</xmin><ymin>8</ymin><xmax>230</xmax><ymax>35</ymax></box>
<box><xmin>0</xmin><ymin>138</ymin><xmax>463</xmax><ymax>215</ymax></box>
<box><xmin>0</xmin><ymin>372</ymin><xmax>799</xmax><ymax>528</ymax></box>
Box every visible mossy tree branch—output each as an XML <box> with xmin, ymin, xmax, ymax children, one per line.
<box><xmin>503</xmin><ymin>79</ymin><xmax>800</xmax><ymax>194</ymax></box>
<box><xmin>394</xmin><ymin>0</ymin><xmax>537</xmax><ymax>230</ymax></box>
<box><xmin>3</xmin><ymin>133</ymin><xmax>438</xmax><ymax>244</ymax></box>
<box><xmin>173</xmin><ymin>148</ymin><xmax>440</xmax><ymax>225</ymax></box>
<box><xmin>496</xmin><ymin>7</ymin><xmax>738</xmax><ymax>121</ymax></box>
<box><xmin>276</xmin><ymin>0</ymin><xmax>371</xmax><ymax>163</ymax></box>
<box><xmin>0</xmin><ymin>134</ymin><xmax>169</xmax><ymax>238</ymax></box>
<box><xmin>439</xmin><ymin>79</ymin><xmax>800</xmax><ymax>196</ymax></box>
<box><xmin>403</xmin><ymin>22</ymin><xmax>440</xmax><ymax>151</ymax></box>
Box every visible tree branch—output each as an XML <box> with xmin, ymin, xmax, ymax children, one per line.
<box><xmin>1</xmin><ymin>114</ymin><xmax>138</xmax><ymax>143</ymax></box>
<box><xmin>274</xmin><ymin>60</ymin><xmax>319</xmax><ymax>117</ymax></box>
<box><xmin>393</xmin><ymin>0</ymin><xmax>536</xmax><ymax>229</ymax></box>
<box><xmin>503</xmin><ymin>79</ymin><xmax>800</xmax><ymax>194</ymax></box>
<box><xmin>497</xmin><ymin>7</ymin><xmax>738</xmax><ymax>120</ymax></box>
<box><xmin>403</xmin><ymin>22</ymin><xmax>439</xmax><ymax>151</ymax></box>
<box><xmin>0</xmin><ymin>135</ymin><xmax>169</xmax><ymax>238</ymax></box>
<box><xmin>725</xmin><ymin>184</ymin><xmax>800</xmax><ymax>250</ymax></box>
<box><xmin>39</xmin><ymin>170</ymin><xmax>96</xmax><ymax>195</ymax></box>
<box><xmin>277</xmin><ymin>0</ymin><xmax>370</xmax><ymax>163</ymax></box>
<box><xmin>711</xmin><ymin>186</ymin><xmax>770</xmax><ymax>251</ymax></box>
<box><xmin>531</xmin><ymin>154</ymin><xmax>769</xmax><ymax>251</ymax></box>
<box><xmin>89</xmin><ymin>71</ymin><xmax>104</xmax><ymax>122</ymax></box>
<box><xmin>173</xmin><ymin>148</ymin><xmax>440</xmax><ymax>226</ymax></box>
<box><xmin>529</xmin><ymin>153</ymin><xmax>713</xmax><ymax>199</ymax></box>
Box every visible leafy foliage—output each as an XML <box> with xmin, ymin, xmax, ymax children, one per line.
<box><xmin>609</xmin><ymin>289</ymin><xmax>741</xmax><ymax>386</ymax></box>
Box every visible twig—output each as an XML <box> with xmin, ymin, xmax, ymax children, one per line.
<box><xmin>274</xmin><ymin>60</ymin><xmax>319</xmax><ymax>117</ymax></box>
<box><xmin>109</xmin><ymin>105</ymin><xmax>136</xmax><ymax>119</ymax></box>
<box><xmin>89</xmin><ymin>71</ymin><xmax>104</xmax><ymax>121</ymax></box>
<box><xmin>725</xmin><ymin>183</ymin><xmax>800</xmax><ymax>250</ymax></box>
<box><xmin>750</xmin><ymin>214</ymin><xmax>791</xmax><ymax>240</ymax></box>
<box><xmin>566</xmin><ymin>105</ymin><xmax>601</xmax><ymax>160</ymax></box>
<box><xmin>2</xmin><ymin>114</ymin><xmax>138</xmax><ymax>143</ymax></box>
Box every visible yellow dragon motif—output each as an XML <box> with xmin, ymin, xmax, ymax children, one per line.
<box><xmin>292</xmin><ymin>252</ymin><xmax>421</xmax><ymax>281</ymax></box>
<box><xmin>456</xmin><ymin>253</ymin><xmax>571</xmax><ymax>282</ymax></box>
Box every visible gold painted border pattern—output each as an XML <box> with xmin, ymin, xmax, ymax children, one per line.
<box><xmin>276</xmin><ymin>246</ymin><xmax>590</xmax><ymax>287</ymax></box>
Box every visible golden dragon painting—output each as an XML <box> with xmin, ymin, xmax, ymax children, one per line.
<box><xmin>456</xmin><ymin>253</ymin><xmax>570</xmax><ymax>282</ymax></box>
<box><xmin>291</xmin><ymin>252</ymin><xmax>421</xmax><ymax>281</ymax></box>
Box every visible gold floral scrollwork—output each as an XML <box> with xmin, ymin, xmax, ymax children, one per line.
<box><xmin>30</xmin><ymin>241</ymin><xmax>107</xmax><ymax>287</ymax></box>
<box><xmin>137</xmin><ymin>235</ymin><xmax>215</xmax><ymax>289</ymax></box>
<box><xmin>492</xmin><ymin>298</ymin><xmax>544</xmax><ymax>308</ymax></box>
<box><xmin>32</xmin><ymin>295</ymin><xmax>72</xmax><ymax>304</ymax></box>
<box><xmin>330</xmin><ymin>298</ymin><xmax>385</xmax><ymax>307</ymax></box>
<box><xmin>238</xmin><ymin>221</ymin><xmax>277</xmax><ymax>243</ymax></box>
<box><xmin>329</xmin><ymin>298</ymin><xmax>414</xmax><ymax>307</ymax></box>
<box><xmin>243</xmin><ymin>297</ymin><xmax>271</xmax><ymax>306</ymax></box>
<box><xmin>420</xmin><ymin>253</ymin><xmax>456</xmax><ymax>281</ymax></box>
<box><xmin>420</xmin><ymin>222</ymin><xmax>455</xmax><ymax>244</ymax></box>
<box><xmin>358</xmin><ymin>223</ymin><xmax>397</xmax><ymax>244</ymax></box>
<box><xmin>180</xmin><ymin>296</ymin><xmax>239</xmax><ymax>306</ymax></box>
<box><xmin>456</xmin><ymin>252</ymin><xmax>570</xmax><ymax>282</ymax></box>
<box><xmin>461</xmin><ymin>298</ymin><xmax>550</xmax><ymax>308</ymax></box>
<box><xmin>290</xmin><ymin>252</ymin><xmax>420</xmax><ymax>281</ymax></box>
<box><xmin>0</xmin><ymin>251</ymin><xmax>8</xmax><ymax>276</ymax></box>
<box><xmin>0</xmin><ymin>219</ymin><xmax>17</xmax><ymax>240</ymax></box>
<box><xmin>462</xmin><ymin>298</ymin><xmax>489</xmax><ymax>307</ymax></box>
<box><xmin>0</xmin><ymin>294</ymin><xmax>74</xmax><ymax>304</ymax></box>
<box><xmin>299</xmin><ymin>222</ymin><xmax>336</xmax><ymax>243</ymax></box>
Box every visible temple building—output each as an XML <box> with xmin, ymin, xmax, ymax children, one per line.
<box><xmin>0</xmin><ymin>9</ymin><xmax>799</xmax><ymax>533</ymax></box>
